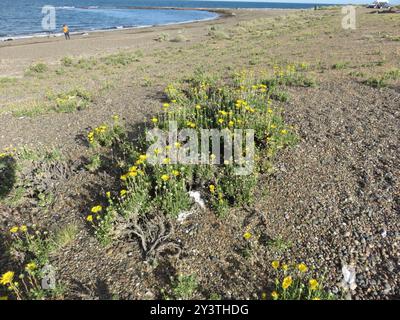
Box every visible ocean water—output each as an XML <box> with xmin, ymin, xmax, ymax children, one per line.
<box><xmin>0</xmin><ymin>1</ymin><xmax>334</xmax><ymax>40</ymax></box>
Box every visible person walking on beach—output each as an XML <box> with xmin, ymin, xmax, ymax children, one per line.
<box><xmin>63</xmin><ymin>24</ymin><xmax>70</xmax><ymax>40</ymax></box>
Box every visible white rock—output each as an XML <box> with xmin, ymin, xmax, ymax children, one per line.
<box><xmin>341</xmin><ymin>264</ymin><xmax>357</xmax><ymax>291</ymax></box>
<box><xmin>177</xmin><ymin>210</ymin><xmax>193</xmax><ymax>223</ymax></box>
<box><xmin>188</xmin><ymin>191</ymin><xmax>205</xmax><ymax>209</ymax></box>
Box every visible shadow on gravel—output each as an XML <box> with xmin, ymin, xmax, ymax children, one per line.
<box><xmin>0</xmin><ymin>233</ymin><xmax>12</xmax><ymax>296</ymax></box>
<box><xmin>69</xmin><ymin>278</ymin><xmax>114</xmax><ymax>300</ymax></box>
<box><xmin>0</xmin><ymin>155</ymin><xmax>17</xmax><ymax>200</ymax></box>
<box><xmin>75</xmin><ymin>120</ymin><xmax>149</xmax><ymax>149</ymax></box>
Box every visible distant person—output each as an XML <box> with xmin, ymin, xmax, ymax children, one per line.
<box><xmin>63</xmin><ymin>24</ymin><xmax>70</xmax><ymax>40</ymax></box>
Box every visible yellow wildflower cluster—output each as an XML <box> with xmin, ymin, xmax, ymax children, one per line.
<box><xmin>9</xmin><ymin>225</ymin><xmax>28</xmax><ymax>234</ymax></box>
<box><xmin>268</xmin><ymin>260</ymin><xmax>331</xmax><ymax>300</ymax></box>
<box><xmin>0</xmin><ymin>225</ymin><xmax>54</xmax><ymax>299</ymax></box>
<box><xmin>87</xmin><ymin>205</ymin><xmax>102</xmax><ymax>222</ymax></box>
<box><xmin>0</xmin><ymin>146</ymin><xmax>17</xmax><ymax>159</ymax></box>
<box><xmin>120</xmin><ymin>156</ymin><xmax>146</xmax><ymax>181</ymax></box>
<box><xmin>88</xmin><ymin>124</ymin><xmax>108</xmax><ymax>144</ymax></box>
<box><xmin>186</xmin><ymin>121</ymin><xmax>196</xmax><ymax>128</ymax></box>
<box><xmin>243</xmin><ymin>231</ymin><xmax>252</xmax><ymax>240</ymax></box>
<box><xmin>251</xmin><ymin>83</ymin><xmax>267</xmax><ymax>92</ymax></box>
<box><xmin>0</xmin><ymin>271</ymin><xmax>14</xmax><ymax>286</ymax></box>
<box><xmin>86</xmin><ymin>71</ymin><xmax>297</xmax><ymax>243</ymax></box>
<box><xmin>273</xmin><ymin>64</ymin><xmax>296</xmax><ymax>78</ymax></box>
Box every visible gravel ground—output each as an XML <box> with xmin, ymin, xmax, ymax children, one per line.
<box><xmin>0</xmin><ymin>8</ymin><xmax>399</xmax><ymax>300</ymax></box>
<box><xmin>261</xmin><ymin>81</ymin><xmax>400</xmax><ymax>299</ymax></box>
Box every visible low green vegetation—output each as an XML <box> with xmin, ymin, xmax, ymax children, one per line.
<box><xmin>363</xmin><ymin>68</ymin><xmax>400</xmax><ymax>88</ymax></box>
<box><xmin>170</xmin><ymin>33</ymin><xmax>187</xmax><ymax>43</ymax></box>
<box><xmin>26</xmin><ymin>63</ymin><xmax>48</xmax><ymax>75</ymax></box>
<box><xmin>1</xmin><ymin>225</ymin><xmax>66</xmax><ymax>299</ymax></box>
<box><xmin>332</xmin><ymin>62</ymin><xmax>349</xmax><ymax>70</ymax></box>
<box><xmin>208</xmin><ymin>26</ymin><xmax>231</xmax><ymax>40</ymax></box>
<box><xmin>269</xmin><ymin>261</ymin><xmax>336</xmax><ymax>300</ymax></box>
<box><xmin>83</xmin><ymin>68</ymin><xmax>298</xmax><ymax>246</ymax></box>
<box><xmin>161</xmin><ymin>274</ymin><xmax>198</xmax><ymax>300</ymax></box>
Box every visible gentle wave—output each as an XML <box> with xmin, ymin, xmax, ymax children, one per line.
<box><xmin>54</xmin><ymin>6</ymin><xmax>76</xmax><ymax>9</ymax></box>
<box><xmin>0</xmin><ymin>13</ymin><xmax>218</xmax><ymax>42</ymax></box>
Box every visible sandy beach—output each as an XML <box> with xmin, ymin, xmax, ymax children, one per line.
<box><xmin>0</xmin><ymin>9</ymin><xmax>287</xmax><ymax>76</ymax></box>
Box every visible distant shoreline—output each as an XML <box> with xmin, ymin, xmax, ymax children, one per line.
<box><xmin>0</xmin><ymin>5</ymin><xmax>319</xmax><ymax>43</ymax></box>
<box><xmin>0</xmin><ymin>7</ymin><xmax>236</xmax><ymax>43</ymax></box>
<box><xmin>0</xmin><ymin>8</ymin><xmax>296</xmax><ymax>77</ymax></box>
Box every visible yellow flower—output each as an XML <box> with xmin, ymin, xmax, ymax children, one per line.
<box><xmin>271</xmin><ymin>291</ymin><xmax>279</xmax><ymax>300</ymax></box>
<box><xmin>172</xmin><ymin>170</ymin><xmax>180</xmax><ymax>177</ymax></box>
<box><xmin>271</xmin><ymin>124</ymin><xmax>277</xmax><ymax>129</ymax></box>
<box><xmin>129</xmin><ymin>166</ymin><xmax>137</xmax><ymax>172</ymax></box>
<box><xmin>91</xmin><ymin>205</ymin><xmax>102</xmax><ymax>213</ymax></box>
<box><xmin>0</xmin><ymin>296</ymin><xmax>8</xmax><ymax>300</ymax></box>
<box><xmin>186</xmin><ymin>121</ymin><xmax>196</xmax><ymax>128</ymax></box>
<box><xmin>25</xmin><ymin>262</ymin><xmax>37</xmax><ymax>272</ymax></box>
<box><xmin>139</xmin><ymin>154</ymin><xmax>147</xmax><ymax>161</ymax></box>
<box><xmin>161</xmin><ymin>175</ymin><xmax>170</xmax><ymax>182</ymax></box>
<box><xmin>228</xmin><ymin>121</ymin><xmax>235</xmax><ymax>127</ymax></box>
<box><xmin>309</xmin><ymin>279</ymin><xmax>319</xmax><ymax>291</ymax></box>
<box><xmin>120</xmin><ymin>174</ymin><xmax>128</xmax><ymax>181</ymax></box>
<box><xmin>20</xmin><ymin>225</ymin><xmax>28</xmax><ymax>232</ymax></box>
<box><xmin>282</xmin><ymin>276</ymin><xmax>292</xmax><ymax>290</ymax></box>
<box><xmin>243</xmin><ymin>232</ymin><xmax>252</xmax><ymax>240</ymax></box>
<box><xmin>106</xmin><ymin>191</ymin><xmax>111</xmax><ymax>198</ymax></box>
<box><xmin>120</xmin><ymin>189</ymin><xmax>127</xmax><ymax>197</ymax></box>
<box><xmin>209</xmin><ymin>184</ymin><xmax>215</xmax><ymax>193</ymax></box>
<box><xmin>280</xmin><ymin>129</ymin><xmax>288</xmax><ymax>135</ymax></box>
<box><xmin>298</xmin><ymin>263</ymin><xmax>308</xmax><ymax>273</ymax></box>
<box><xmin>271</xmin><ymin>260</ymin><xmax>280</xmax><ymax>270</ymax></box>
<box><xmin>163</xmin><ymin>103</ymin><xmax>170</xmax><ymax>108</ymax></box>
<box><xmin>261</xmin><ymin>292</ymin><xmax>267</xmax><ymax>300</ymax></box>
<box><xmin>128</xmin><ymin>171</ymin><xmax>138</xmax><ymax>177</ymax></box>
<box><xmin>0</xmin><ymin>271</ymin><xmax>14</xmax><ymax>285</ymax></box>
<box><xmin>218</xmin><ymin>118</ymin><xmax>224</xmax><ymax>124</ymax></box>
<box><xmin>86</xmin><ymin>215</ymin><xmax>93</xmax><ymax>222</ymax></box>
<box><xmin>174</xmin><ymin>142</ymin><xmax>181</xmax><ymax>148</ymax></box>
<box><xmin>9</xmin><ymin>226</ymin><xmax>18</xmax><ymax>233</ymax></box>
<box><xmin>312</xmin><ymin>297</ymin><xmax>321</xmax><ymax>300</ymax></box>
<box><xmin>163</xmin><ymin>158</ymin><xmax>171</xmax><ymax>164</ymax></box>
<box><xmin>195</xmin><ymin>104</ymin><xmax>201</xmax><ymax>110</ymax></box>
<box><xmin>282</xmin><ymin>264</ymin><xmax>288</xmax><ymax>271</ymax></box>
<box><xmin>151</xmin><ymin>117</ymin><xmax>158</xmax><ymax>124</ymax></box>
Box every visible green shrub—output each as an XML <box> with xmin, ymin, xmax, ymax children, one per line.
<box><xmin>171</xmin><ymin>274</ymin><xmax>198</xmax><ymax>300</ymax></box>
<box><xmin>53</xmin><ymin>88</ymin><xmax>92</xmax><ymax>113</ymax></box>
<box><xmin>26</xmin><ymin>63</ymin><xmax>48</xmax><ymax>75</ymax></box>
<box><xmin>170</xmin><ymin>34</ymin><xmax>187</xmax><ymax>43</ymax></box>
<box><xmin>269</xmin><ymin>261</ymin><xmax>336</xmax><ymax>300</ymax></box>
<box><xmin>61</xmin><ymin>56</ymin><xmax>73</xmax><ymax>67</ymax></box>
<box><xmin>102</xmin><ymin>52</ymin><xmax>139</xmax><ymax>66</ymax></box>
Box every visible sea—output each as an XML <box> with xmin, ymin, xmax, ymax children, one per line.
<box><xmin>0</xmin><ymin>1</ymin><xmax>336</xmax><ymax>40</ymax></box>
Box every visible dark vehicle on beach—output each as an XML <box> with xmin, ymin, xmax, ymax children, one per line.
<box><xmin>367</xmin><ymin>1</ymin><xmax>391</xmax><ymax>8</ymax></box>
